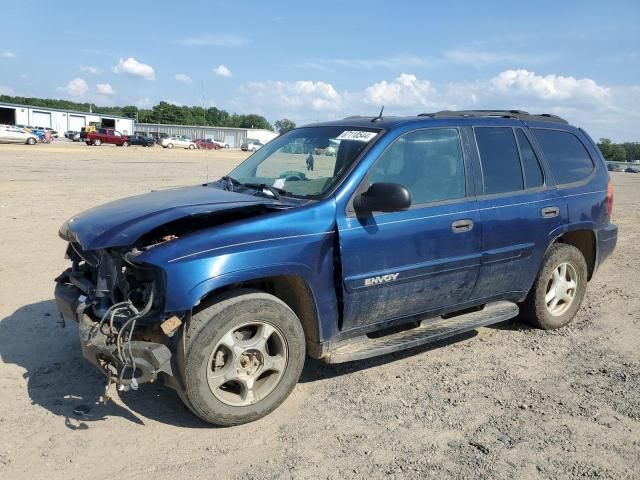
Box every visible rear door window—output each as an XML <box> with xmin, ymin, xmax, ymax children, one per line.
<box><xmin>515</xmin><ymin>129</ymin><xmax>544</xmax><ymax>188</ymax></box>
<box><xmin>475</xmin><ymin>127</ymin><xmax>523</xmax><ymax>194</ymax></box>
<box><xmin>531</xmin><ymin>129</ymin><xmax>594</xmax><ymax>184</ymax></box>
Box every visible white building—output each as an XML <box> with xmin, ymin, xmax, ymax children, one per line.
<box><xmin>0</xmin><ymin>102</ymin><xmax>135</xmax><ymax>134</ymax></box>
<box><xmin>135</xmin><ymin>123</ymin><xmax>278</xmax><ymax>148</ymax></box>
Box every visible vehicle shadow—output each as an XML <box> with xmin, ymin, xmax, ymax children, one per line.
<box><xmin>0</xmin><ymin>299</ymin><xmax>209</xmax><ymax>430</ymax></box>
<box><xmin>2</xmin><ymin>299</ymin><xmax>500</xmax><ymax>428</ymax></box>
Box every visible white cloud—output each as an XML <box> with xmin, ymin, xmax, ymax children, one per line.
<box><xmin>364</xmin><ymin>73</ymin><xmax>437</xmax><ymax>108</ymax></box>
<box><xmin>80</xmin><ymin>65</ymin><xmax>102</xmax><ymax>74</ymax></box>
<box><xmin>230</xmin><ymin>70</ymin><xmax>636</xmax><ymax>142</ymax></box>
<box><xmin>113</xmin><ymin>57</ymin><xmax>155</xmax><ymax>80</ymax></box>
<box><xmin>175</xmin><ymin>73</ymin><xmax>193</xmax><ymax>84</ymax></box>
<box><xmin>490</xmin><ymin>69</ymin><xmax>610</xmax><ymax>101</ymax></box>
<box><xmin>64</xmin><ymin>78</ymin><xmax>89</xmax><ymax>97</ymax></box>
<box><xmin>178</xmin><ymin>34</ymin><xmax>248</xmax><ymax>47</ymax></box>
<box><xmin>0</xmin><ymin>85</ymin><xmax>15</xmax><ymax>95</ymax></box>
<box><xmin>213</xmin><ymin>65</ymin><xmax>232</xmax><ymax>78</ymax></box>
<box><xmin>1</xmin><ymin>51</ymin><xmax>16</xmax><ymax>58</ymax></box>
<box><xmin>240</xmin><ymin>80</ymin><xmax>342</xmax><ymax>112</ymax></box>
<box><xmin>96</xmin><ymin>83</ymin><xmax>114</xmax><ymax>95</ymax></box>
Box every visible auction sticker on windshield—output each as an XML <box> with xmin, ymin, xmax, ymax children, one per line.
<box><xmin>336</xmin><ymin>130</ymin><xmax>377</xmax><ymax>142</ymax></box>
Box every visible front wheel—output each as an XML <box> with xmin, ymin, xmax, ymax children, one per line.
<box><xmin>93</xmin><ymin>138</ymin><xmax>102</xmax><ymax>146</ymax></box>
<box><xmin>519</xmin><ymin>243</ymin><xmax>587</xmax><ymax>330</ymax></box>
<box><xmin>122</xmin><ymin>141</ymin><xmax>130</xmax><ymax>147</ymax></box>
<box><xmin>26</xmin><ymin>137</ymin><xmax>36</xmax><ymax>145</ymax></box>
<box><xmin>188</xmin><ymin>144</ymin><xmax>195</xmax><ymax>150</ymax></box>
<box><xmin>166</xmin><ymin>143</ymin><xmax>173</xmax><ymax>149</ymax></box>
<box><xmin>180</xmin><ymin>290</ymin><xmax>305</xmax><ymax>426</ymax></box>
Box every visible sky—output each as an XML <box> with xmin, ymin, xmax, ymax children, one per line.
<box><xmin>0</xmin><ymin>0</ymin><xmax>638</xmax><ymax>141</ymax></box>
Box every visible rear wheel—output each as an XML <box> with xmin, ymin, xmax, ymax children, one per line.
<box><xmin>180</xmin><ymin>290</ymin><xmax>305</xmax><ymax>426</ymax></box>
<box><xmin>122</xmin><ymin>141</ymin><xmax>130</xmax><ymax>147</ymax></box>
<box><xmin>93</xmin><ymin>138</ymin><xmax>102</xmax><ymax>146</ymax></box>
<box><xmin>520</xmin><ymin>243</ymin><xmax>587</xmax><ymax>330</ymax></box>
<box><xmin>189</xmin><ymin>144</ymin><xmax>195</xmax><ymax>150</ymax></box>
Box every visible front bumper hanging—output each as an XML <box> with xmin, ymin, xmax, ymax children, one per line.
<box><xmin>55</xmin><ymin>281</ymin><xmax>177</xmax><ymax>389</ymax></box>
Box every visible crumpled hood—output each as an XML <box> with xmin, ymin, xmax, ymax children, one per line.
<box><xmin>59</xmin><ymin>185</ymin><xmax>277</xmax><ymax>250</ymax></box>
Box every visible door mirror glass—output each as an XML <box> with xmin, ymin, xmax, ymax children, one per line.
<box><xmin>354</xmin><ymin>182</ymin><xmax>412</xmax><ymax>213</ymax></box>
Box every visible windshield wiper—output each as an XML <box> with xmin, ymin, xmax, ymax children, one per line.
<box><xmin>240</xmin><ymin>183</ymin><xmax>287</xmax><ymax>200</ymax></box>
<box><xmin>219</xmin><ymin>175</ymin><xmax>241</xmax><ymax>192</ymax></box>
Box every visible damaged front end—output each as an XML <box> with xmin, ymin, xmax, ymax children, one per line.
<box><xmin>55</xmin><ymin>242</ymin><xmax>183</xmax><ymax>394</ymax></box>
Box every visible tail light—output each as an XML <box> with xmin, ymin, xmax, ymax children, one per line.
<box><xmin>607</xmin><ymin>180</ymin><xmax>614</xmax><ymax>217</ymax></box>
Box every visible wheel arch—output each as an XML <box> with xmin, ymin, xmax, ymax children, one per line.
<box><xmin>551</xmin><ymin>228</ymin><xmax>596</xmax><ymax>280</ymax></box>
<box><xmin>193</xmin><ymin>274</ymin><xmax>323</xmax><ymax>357</ymax></box>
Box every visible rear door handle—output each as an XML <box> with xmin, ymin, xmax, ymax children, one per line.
<box><xmin>541</xmin><ymin>206</ymin><xmax>560</xmax><ymax>218</ymax></box>
<box><xmin>451</xmin><ymin>219</ymin><xmax>474</xmax><ymax>233</ymax></box>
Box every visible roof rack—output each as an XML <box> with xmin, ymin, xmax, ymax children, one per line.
<box><xmin>418</xmin><ymin>110</ymin><xmax>568</xmax><ymax>125</ymax></box>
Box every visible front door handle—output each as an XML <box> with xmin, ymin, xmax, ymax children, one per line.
<box><xmin>541</xmin><ymin>206</ymin><xmax>560</xmax><ymax>218</ymax></box>
<box><xmin>451</xmin><ymin>219</ymin><xmax>474</xmax><ymax>233</ymax></box>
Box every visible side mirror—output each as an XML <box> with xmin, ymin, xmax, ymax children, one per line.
<box><xmin>354</xmin><ymin>182</ymin><xmax>412</xmax><ymax>213</ymax></box>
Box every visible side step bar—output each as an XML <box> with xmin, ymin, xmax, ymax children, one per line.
<box><xmin>324</xmin><ymin>301</ymin><xmax>519</xmax><ymax>364</ymax></box>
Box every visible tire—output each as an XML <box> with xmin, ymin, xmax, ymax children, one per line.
<box><xmin>93</xmin><ymin>138</ymin><xmax>102</xmax><ymax>146</ymax></box>
<box><xmin>26</xmin><ymin>137</ymin><xmax>36</xmax><ymax>145</ymax></box>
<box><xmin>519</xmin><ymin>243</ymin><xmax>588</xmax><ymax>330</ymax></box>
<box><xmin>167</xmin><ymin>143</ymin><xmax>173</xmax><ymax>149</ymax></box>
<box><xmin>189</xmin><ymin>144</ymin><xmax>195</xmax><ymax>150</ymax></box>
<box><xmin>85</xmin><ymin>141</ymin><xmax>91</xmax><ymax>145</ymax></box>
<box><xmin>180</xmin><ymin>289</ymin><xmax>306</xmax><ymax>426</ymax></box>
<box><xmin>224</xmin><ymin>145</ymin><xmax>229</xmax><ymax>149</ymax></box>
<box><xmin>122</xmin><ymin>141</ymin><xmax>130</xmax><ymax>147</ymax></box>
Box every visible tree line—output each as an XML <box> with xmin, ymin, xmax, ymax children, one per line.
<box><xmin>597</xmin><ymin>138</ymin><xmax>640</xmax><ymax>162</ymax></box>
<box><xmin>0</xmin><ymin>95</ymin><xmax>274</xmax><ymax>131</ymax></box>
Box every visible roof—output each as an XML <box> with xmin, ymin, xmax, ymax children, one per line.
<box><xmin>0</xmin><ymin>101</ymin><xmax>134</xmax><ymax>120</ymax></box>
<box><xmin>307</xmin><ymin>110</ymin><xmax>571</xmax><ymax>130</ymax></box>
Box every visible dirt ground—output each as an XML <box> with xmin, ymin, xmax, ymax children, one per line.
<box><xmin>0</xmin><ymin>141</ymin><xmax>638</xmax><ymax>480</ymax></box>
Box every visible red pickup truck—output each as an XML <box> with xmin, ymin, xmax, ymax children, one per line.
<box><xmin>83</xmin><ymin>128</ymin><xmax>130</xmax><ymax>146</ymax></box>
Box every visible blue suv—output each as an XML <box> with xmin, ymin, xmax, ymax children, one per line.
<box><xmin>54</xmin><ymin>110</ymin><xmax>617</xmax><ymax>425</ymax></box>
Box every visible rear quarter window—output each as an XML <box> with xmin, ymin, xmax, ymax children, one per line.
<box><xmin>531</xmin><ymin>129</ymin><xmax>594</xmax><ymax>185</ymax></box>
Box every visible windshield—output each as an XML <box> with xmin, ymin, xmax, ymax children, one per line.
<box><xmin>228</xmin><ymin>126</ymin><xmax>380</xmax><ymax>198</ymax></box>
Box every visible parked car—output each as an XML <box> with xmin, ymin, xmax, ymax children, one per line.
<box><xmin>194</xmin><ymin>138</ymin><xmax>223</xmax><ymax>150</ymax></box>
<box><xmin>241</xmin><ymin>139</ymin><xmax>264</xmax><ymax>151</ymax></box>
<box><xmin>161</xmin><ymin>136</ymin><xmax>197</xmax><ymax>149</ymax></box>
<box><xmin>212</xmin><ymin>139</ymin><xmax>229</xmax><ymax>149</ymax></box>
<box><xmin>624</xmin><ymin>167</ymin><xmax>638</xmax><ymax>173</ymax></box>
<box><xmin>65</xmin><ymin>130</ymin><xmax>82</xmax><ymax>142</ymax></box>
<box><xmin>29</xmin><ymin>128</ymin><xmax>46</xmax><ymax>141</ymax></box>
<box><xmin>0</xmin><ymin>125</ymin><xmax>39</xmax><ymax>144</ymax></box>
<box><xmin>129</xmin><ymin>134</ymin><xmax>156</xmax><ymax>147</ymax></box>
<box><xmin>85</xmin><ymin>128</ymin><xmax>131</xmax><ymax>146</ymax></box>
<box><xmin>54</xmin><ymin>110</ymin><xmax>617</xmax><ymax>426</ymax></box>
<box><xmin>44</xmin><ymin>127</ymin><xmax>59</xmax><ymax>138</ymax></box>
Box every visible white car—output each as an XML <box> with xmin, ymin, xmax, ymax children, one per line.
<box><xmin>212</xmin><ymin>139</ymin><xmax>229</xmax><ymax>149</ymax></box>
<box><xmin>161</xmin><ymin>136</ymin><xmax>197</xmax><ymax>149</ymax></box>
<box><xmin>0</xmin><ymin>126</ymin><xmax>39</xmax><ymax>145</ymax></box>
<box><xmin>241</xmin><ymin>140</ymin><xmax>264</xmax><ymax>152</ymax></box>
